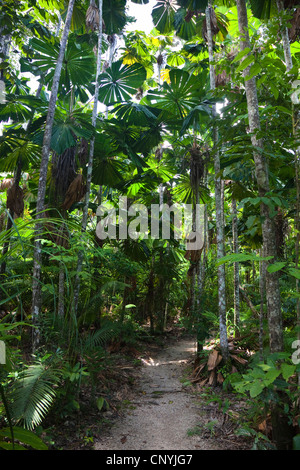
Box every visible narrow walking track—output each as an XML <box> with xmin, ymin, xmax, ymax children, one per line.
<box><xmin>94</xmin><ymin>336</ymin><xmax>223</xmax><ymax>451</ymax></box>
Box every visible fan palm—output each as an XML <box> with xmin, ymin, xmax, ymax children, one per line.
<box><xmin>31</xmin><ymin>0</ymin><xmax>76</xmax><ymax>348</ymax></box>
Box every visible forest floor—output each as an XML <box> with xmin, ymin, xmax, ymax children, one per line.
<box><xmin>49</xmin><ymin>329</ymin><xmax>253</xmax><ymax>450</ymax></box>
<box><xmin>91</xmin><ymin>331</ymin><xmax>252</xmax><ymax>451</ymax></box>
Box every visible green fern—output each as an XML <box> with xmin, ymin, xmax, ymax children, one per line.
<box><xmin>82</xmin><ymin>322</ymin><xmax>121</xmax><ymax>352</ymax></box>
<box><xmin>9</xmin><ymin>361</ymin><xmax>61</xmax><ymax>430</ymax></box>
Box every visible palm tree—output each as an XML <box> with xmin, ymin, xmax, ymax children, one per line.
<box><xmin>31</xmin><ymin>0</ymin><xmax>76</xmax><ymax>349</ymax></box>
<box><xmin>73</xmin><ymin>0</ymin><xmax>104</xmax><ymax>317</ymax></box>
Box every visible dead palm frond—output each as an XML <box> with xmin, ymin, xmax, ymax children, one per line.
<box><xmin>86</xmin><ymin>0</ymin><xmax>100</xmax><ymax>32</ymax></box>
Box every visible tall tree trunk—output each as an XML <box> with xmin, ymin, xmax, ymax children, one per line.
<box><xmin>231</xmin><ymin>198</ymin><xmax>240</xmax><ymax>333</ymax></box>
<box><xmin>276</xmin><ymin>0</ymin><xmax>300</xmax><ymax>385</ymax></box>
<box><xmin>73</xmin><ymin>0</ymin><xmax>103</xmax><ymax>316</ymax></box>
<box><xmin>236</xmin><ymin>0</ymin><xmax>293</xmax><ymax>450</ymax></box>
<box><xmin>236</xmin><ymin>0</ymin><xmax>283</xmax><ymax>354</ymax></box>
<box><xmin>205</xmin><ymin>4</ymin><xmax>229</xmax><ymax>362</ymax></box>
<box><xmin>259</xmin><ymin>247</ymin><xmax>266</xmax><ymax>361</ymax></box>
<box><xmin>31</xmin><ymin>0</ymin><xmax>75</xmax><ymax>349</ymax></box>
<box><xmin>276</xmin><ymin>0</ymin><xmax>293</xmax><ymax>71</ymax></box>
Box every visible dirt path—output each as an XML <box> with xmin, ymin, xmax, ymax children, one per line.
<box><xmin>94</xmin><ymin>335</ymin><xmax>224</xmax><ymax>451</ymax></box>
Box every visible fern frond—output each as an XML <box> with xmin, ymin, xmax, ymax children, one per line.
<box><xmin>9</xmin><ymin>362</ymin><xmax>61</xmax><ymax>430</ymax></box>
<box><xmin>82</xmin><ymin>323</ymin><xmax>121</xmax><ymax>352</ymax></box>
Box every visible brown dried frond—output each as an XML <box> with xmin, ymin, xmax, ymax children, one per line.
<box><xmin>216</xmin><ymin>70</ymin><xmax>230</xmax><ymax>87</ymax></box>
<box><xmin>86</xmin><ymin>1</ymin><xmax>100</xmax><ymax>32</ymax></box>
<box><xmin>6</xmin><ymin>185</ymin><xmax>24</xmax><ymax>217</ymax></box>
<box><xmin>77</xmin><ymin>138</ymin><xmax>89</xmax><ymax>167</ymax></box>
<box><xmin>62</xmin><ymin>174</ymin><xmax>86</xmax><ymax>210</ymax></box>
<box><xmin>156</xmin><ymin>53</ymin><xmax>164</xmax><ymax>66</ymax></box>
<box><xmin>184</xmin><ymin>10</ymin><xmax>195</xmax><ymax>23</ymax></box>
<box><xmin>0</xmin><ymin>178</ymin><xmax>13</xmax><ymax>191</ymax></box>
<box><xmin>185</xmin><ymin>247</ymin><xmax>203</xmax><ymax>264</ymax></box>
<box><xmin>288</xmin><ymin>8</ymin><xmax>300</xmax><ymax>42</ymax></box>
<box><xmin>0</xmin><ymin>212</ymin><xmax>5</xmax><ymax>232</ymax></box>
<box><xmin>189</xmin><ymin>144</ymin><xmax>205</xmax><ymax>188</ymax></box>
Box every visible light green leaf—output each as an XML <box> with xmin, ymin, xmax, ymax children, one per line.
<box><xmin>280</xmin><ymin>363</ymin><xmax>296</xmax><ymax>381</ymax></box>
<box><xmin>288</xmin><ymin>268</ymin><xmax>300</xmax><ymax>280</ymax></box>
<box><xmin>249</xmin><ymin>380</ymin><xmax>264</xmax><ymax>398</ymax></box>
<box><xmin>267</xmin><ymin>262</ymin><xmax>286</xmax><ymax>273</ymax></box>
<box><xmin>236</xmin><ymin>54</ymin><xmax>255</xmax><ymax>73</ymax></box>
<box><xmin>0</xmin><ymin>427</ymin><xmax>48</xmax><ymax>450</ymax></box>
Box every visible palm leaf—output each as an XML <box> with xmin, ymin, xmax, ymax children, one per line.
<box><xmin>113</xmin><ymin>102</ymin><xmax>158</xmax><ymax>126</ymax></box>
<box><xmin>146</xmin><ymin>68</ymin><xmax>203</xmax><ymax>119</ymax></box>
<box><xmin>249</xmin><ymin>0</ymin><xmax>277</xmax><ymax>19</ymax></box>
<box><xmin>82</xmin><ymin>322</ymin><xmax>121</xmax><ymax>351</ymax></box>
<box><xmin>151</xmin><ymin>0</ymin><xmax>178</xmax><ymax>34</ymax></box>
<box><xmin>92</xmin><ymin>134</ymin><xmax>125</xmax><ymax>186</ymax></box>
<box><xmin>31</xmin><ymin>108</ymin><xmax>94</xmax><ymax>155</ymax></box>
<box><xmin>0</xmin><ymin>136</ymin><xmax>41</xmax><ymax>172</ymax></box>
<box><xmin>177</xmin><ymin>0</ymin><xmax>208</xmax><ymax>8</ymax></box>
<box><xmin>103</xmin><ymin>0</ymin><xmax>128</xmax><ymax>34</ymax></box>
<box><xmin>28</xmin><ymin>34</ymin><xmax>96</xmax><ymax>90</ymax></box>
<box><xmin>98</xmin><ymin>60</ymin><xmax>147</xmax><ymax>105</ymax></box>
<box><xmin>9</xmin><ymin>362</ymin><xmax>61</xmax><ymax>430</ymax></box>
<box><xmin>0</xmin><ymin>95</ymin><xmax>43</xmax><ymax>122</ymax></box>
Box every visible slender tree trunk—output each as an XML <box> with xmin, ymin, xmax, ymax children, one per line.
<box><xmin>276</xmin><ymin>0</ymin><xmax>300</xmax><ymax>385</ymax></box>
<box><xmin>237</xmin><ymin>0</ymin><xmax>293</xmax><ymax>450</ymax></box>
<box><xmin>295</xmin><ymin>145</ymin><xmax>300</xmax><ymax>386</ymax></box>
<box><xmin>276</xmin><ymin>0</ymin><xmax>293</xmax><ymax>71</ymax></box>
<box><xmin>58</xmin><ymin>262</ymin><xmax>65</xmax><ymax>317</ymax></box>
<box><xmin>205</xmin><ymin>4</ymin><xmax>229</xmax><ymax>362</ymax></box>
<box><xmin>259</xmin><ymin>247</ymin><xmax>266</xmax><ymax>361</ymax></box>
<box><xmin>31</xmin><ymin>0</ymin><xmax>75</xmax><ymax>349</ymax></box>
<box><xmin>236</xmin><ymin>0</ymin><xmax>283</xmax><ymax>354</ymax></box>
<box><xmin>232</xmin><ymin>198</ymin><xmax>240</xmax><ymax>333</ymax></box>
<box><xmin>73</xmin><ymin>0</ymin><xmax>103</xmax><ymax>316</ymax></box>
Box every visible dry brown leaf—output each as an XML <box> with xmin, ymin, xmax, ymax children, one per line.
<box><xmin>62</xmin><ymin>174</ymin><xmax>86</xmax><ymax>210</ymax></box>
<box><xmin>230</xmin><ymin>354</ymin><xmax>248</xmax><ymax>365</ymax></box>
<box><xmin>6</xmin><ymin>185</ymin><xmax>24</xmax><ymax>217</ymax></box>
<box><xmin>217</xmin><ymin>372</ymin><xmax>224</xmax><ymax>384</ymax></box>
<box><xmin>208</xmin><ymin>370</ymin><xmax>216</xmax><ymax>386</ymax></box>
<box><xmin>0</xmin><ymin>179</ymin><xmax>13</xmax><ymax>191</ymax></box>
<box><xmin>207</xmin><ymin>349</ymin><xmax>222</xmax><ymax>371</ymax></box>
<box><xmin>86</xmin><ymin>2</ymin><xmax>100</xmax><ymax>32</ymax></box>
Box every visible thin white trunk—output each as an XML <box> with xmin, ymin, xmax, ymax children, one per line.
<box><xmin>276</xmin><ymin>0</ymin><xmax>293</xmax><ymax>72</ymax></box>
<box><xmin>73</xmin><ymin>0</ymin><xmax>103</xmax><ymax>315</ymax></box>
<box><xmin>206</xmin><ymin>4</ymin><xmax>229</xmax><ymax>362</ymax></box>
<box><xmin>31</xmin><ymin>0</ymin><xmax>76</xmax><ymax>349</ymax></box>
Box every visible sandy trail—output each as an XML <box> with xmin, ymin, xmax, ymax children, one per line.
<box><xmin>94</xmin><ymin>336</ymin><xmax>222</xmax><ymax>451</ymax></box>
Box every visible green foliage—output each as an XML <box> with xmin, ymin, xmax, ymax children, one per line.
<box><xmin>229</xmin><ymin>357</ymin><xmax>297</xmax><ymax>398</ymax></box>
<box><xmin>0</xmin><ymin>425</ymin><xmax>48</xmax><ymax>450</ymax></box>
<box><xmin>7</xmin><ymin>358</ymin><xmax>61</xmax><ymax>430</ymax></box>
<box><xmin>98</xmin><ymin>60</ymin><xmax>147</xmax><ymax>105</ymax></box>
